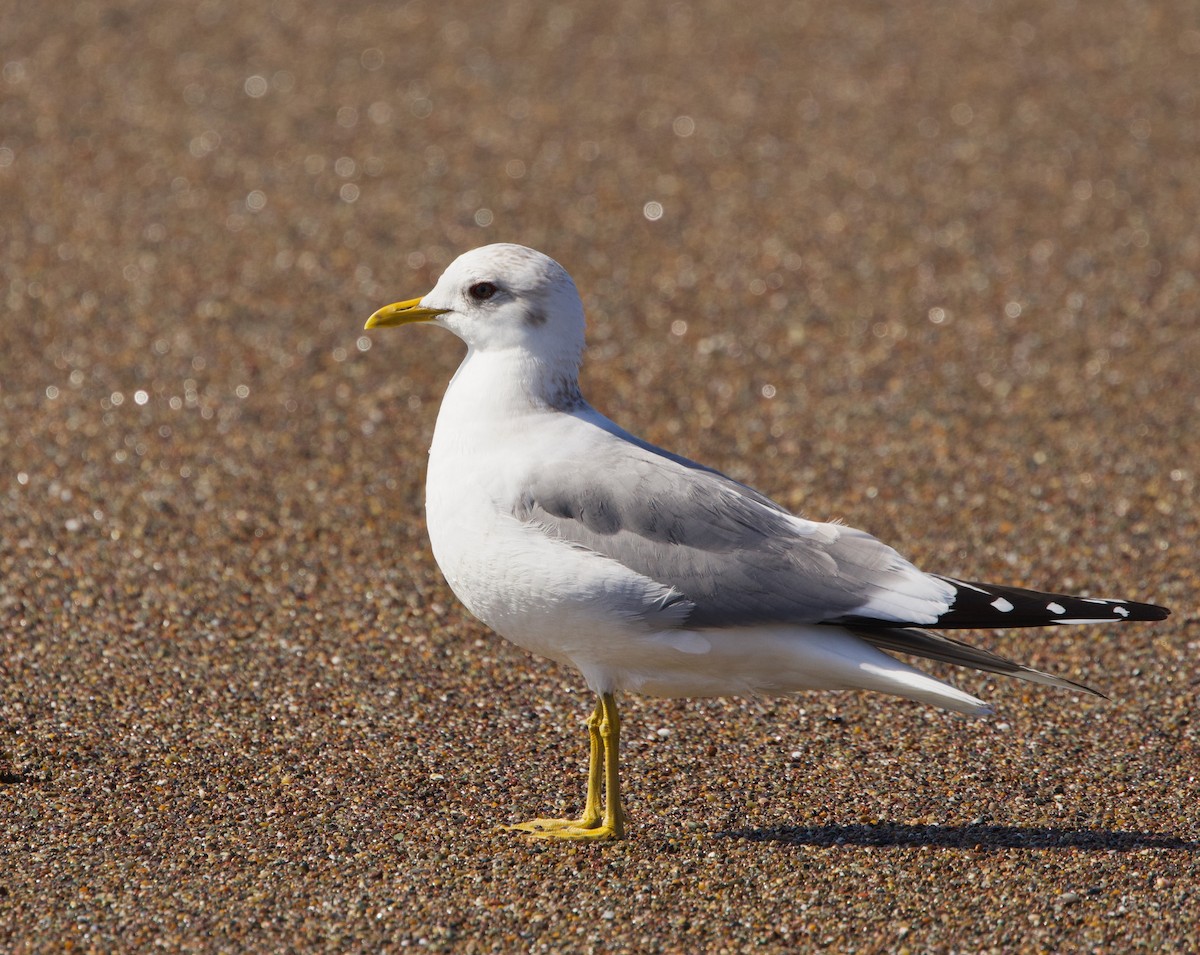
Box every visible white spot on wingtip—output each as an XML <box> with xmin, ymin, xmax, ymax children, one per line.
<box><xmin>991</xmin><ymin>597</ymin><xmax>1014</xmax><ymax>612</ymax></box>
<box><xmin>1114</xmin><ymin>605</ymin><xmax>1130</xmax><ymax>617</ymax></box>
<box><xmin>1047</xmin><ymin>602</ymin><xmax>1066</xmax><ymax>614</ymax></box>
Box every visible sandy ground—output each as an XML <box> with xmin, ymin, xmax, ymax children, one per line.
<box><xmin>2</xmin><ymin>0</ymin><xmax>1197</xmax><ymax>951</ymax></box>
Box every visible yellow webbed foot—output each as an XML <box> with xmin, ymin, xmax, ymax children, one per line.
<box><xmin>504</xmin><ymin>818</ymin><xmax>620</xmax><ymax>841</ymax></box>
<box><xmin>503</xmin><ymin>816</ymin><xmax>600</xmax><ymax>834</ymax></box>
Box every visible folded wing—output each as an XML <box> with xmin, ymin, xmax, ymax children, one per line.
<box><xmin>514</xmin><ymin>414</ymin><xmax>1169</xmax><ymax>646</ymax></box>
<box><xmin>515</xmin><ymin>419</ymin><xmax>955</xmax><ymax>630</ymax></box>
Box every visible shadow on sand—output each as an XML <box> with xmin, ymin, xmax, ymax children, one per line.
<box><xmin>717</xmin><ymin>822</ymin><xmax>1197</xmax><ymax>852</ymax></box>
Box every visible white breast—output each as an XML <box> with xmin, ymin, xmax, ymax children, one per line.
<box><xmin>423</xmin><ymin>354</ymin><xmax>658</xmax><ymax>669</ymax></box>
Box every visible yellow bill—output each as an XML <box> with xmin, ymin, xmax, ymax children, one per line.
<box><xmin>364</xmin><ymin>296</ymin><xmax>449</xmax><ymax>329</ymax></box>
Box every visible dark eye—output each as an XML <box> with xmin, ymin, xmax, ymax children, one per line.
<box><xmin>468</xmin><ymin>281</ymin><xmax>498</xmax><ymax>302</ymax></box>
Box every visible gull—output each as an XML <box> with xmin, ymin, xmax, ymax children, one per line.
<box><xmin>365</xmin><ymin>243</ymin><xmax>1169</xmax><ymax>841</ymax></box>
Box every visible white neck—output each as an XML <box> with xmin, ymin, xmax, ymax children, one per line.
<box><xmin>439</xmin><ymin>346</ymin><xmax>584</xmax><ymax>425</ymax></box>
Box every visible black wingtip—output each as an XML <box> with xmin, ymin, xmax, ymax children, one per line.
<box><xmin>927</xmin><ymin>578</ymin><xmax>1171</xmax><ymax>630</ymax></box>
<box><xmin>1142</xmin><ymin>603</ymin><xmax>1171</xmax><ymax>622</ymax></box>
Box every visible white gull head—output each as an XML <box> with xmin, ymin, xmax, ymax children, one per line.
<box><xmin>366</xmin><ymin>244</ymin><xmax>587</xmax><ymax>411</ymax></box>
<box><xmin>433</xmin><ymin>244</ymin><xmax>583</xmax><ymax>357</ymax></box>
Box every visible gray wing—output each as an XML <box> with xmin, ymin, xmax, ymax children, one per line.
<box><xmin>513</xmin><ymin>420</ymin><xmax>951</xmax><ymax>630</ymax></box>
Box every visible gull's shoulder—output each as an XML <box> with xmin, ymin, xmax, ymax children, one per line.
<box><xmin>539</xmin><ymin>404</ymin><xmax>789</xmax><ymax>512</ymax></box>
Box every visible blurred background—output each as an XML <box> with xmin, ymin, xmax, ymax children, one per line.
<box><xmin>2</xmin><ymin>0</ymin><xmax>1197</xmax><ymax>950</ymax></box>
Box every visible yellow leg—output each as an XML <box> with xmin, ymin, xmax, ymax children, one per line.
<box><xmin>597</xmin><ymin>692</ymin><xmax>626</xmax><ymax>839</ymax></box>
<box><xmin>504</xmin><ymin>692</ymin><xmax>626</xmax><ymax>841</ymax></box>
